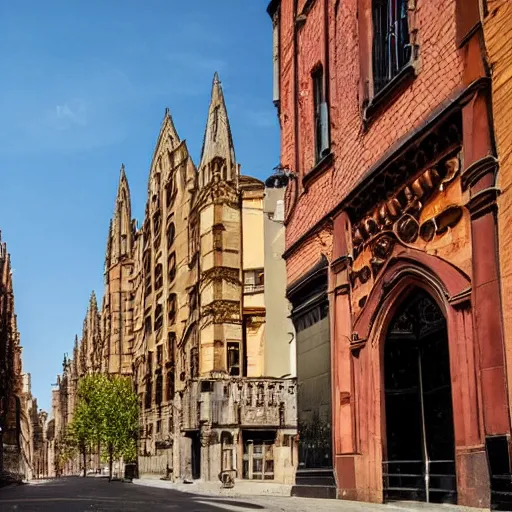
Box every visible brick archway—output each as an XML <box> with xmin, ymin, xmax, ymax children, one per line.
<box><xmin>344</xmin><ymin>253</ymin><xmax>491</xmax><ymax>507</ymax></box>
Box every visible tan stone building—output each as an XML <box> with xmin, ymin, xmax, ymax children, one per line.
<box><xmin>49</xmin><ymin>73</ymin><xmax>298</xmax><ymax>485</ymax></box>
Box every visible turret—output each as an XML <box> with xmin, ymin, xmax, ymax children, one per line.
<box><xmin>198</xmin><ymin>72</ymin><xmax>238</xmax><ymax>187</ymax></box>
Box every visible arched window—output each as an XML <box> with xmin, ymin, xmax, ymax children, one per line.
<box><xmin>154</xmin><ymin>304</ymin><xmax>163</xmax><ymax>331</ymax></box>
<box><xmin>168</xmin><ymin>294</ymin><xmax>177</xmax><ymax>325</ymax></box>
<box><xmin>168</xmin><ymin>252</ymin><xmax>176</xmax><ymax>283</ymax></box>
<box><xmin>167</xmin><ymin>223</ymin><xmax>175</xmax><ymax>249</ymax></box>
<box><xmin>143</xmin><ymin>250</ymin><xmax>152</xmax><ymax>297</ymax></box>
<box><xmin>153</xmin><ymin>210</ymin><xmax>161</xmax><ymax>247</ymax></box>
<box><xmin>155</xmin><ymin>264</ymin><xmax>163</xmax><ymax>291</ymax></box>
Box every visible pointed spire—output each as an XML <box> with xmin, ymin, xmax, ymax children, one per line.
<box><xmin>109</xmin><ymin>164</ymin><xmax>133</xmax><ymax>265</ymax></box>
<box><xmin>89</xmin><ymin>291</ymin><xmax>97</xmax><ymax>311</ymax></box>
<box><xmin>104</xmin><ymin>219</ymin><xmax>113</xmax><ymax>273</ymax></box>
<box><xmin>199</xmin><ymin>72</ymin><xmax>236</xmax><ymax>182</ymax></box>
<box><xmin>161</xmin><ymin>107</ymin><xmax>180</xmax><ymax>148</ymax></box>
<box><xmin>72</xmin><ymin>334</ymin><xmax>79</xmax><ymax>375</ymax></box>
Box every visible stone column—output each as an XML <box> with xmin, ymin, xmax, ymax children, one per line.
<box><xmin>331</xmin><ymin>212</ymin><xmax>357</xmax><ymax>499</ymax></box>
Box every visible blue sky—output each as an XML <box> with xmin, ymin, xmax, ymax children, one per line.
<box><xmin>0</xmin><ymin>1</ymin><xmax>279</xmax><ymax>412</ymax></box>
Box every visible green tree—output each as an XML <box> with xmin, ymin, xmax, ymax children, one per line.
<box><xmin>101</xmin><ymin>375</ymin><xmax>139</xmax><ymax>480</ymax></box>
<box><xmin>68</xmin><ymin>374</ymin><xmax>108</xmax><ymax>476</ymax></box>
<box><xmin>65</xmin><ymin>374</ymin><xmax>138</xmax><ymax>480</ymax></box>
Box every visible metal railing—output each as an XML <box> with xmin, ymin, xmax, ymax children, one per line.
<box><xmin>243</xmin><ymin>284</ymin><xmax>264</xmax><ymax>294</ymax></box>
<box><xmin>382</xmin><ymin>459</ymin><xmax>456</xmax><ymax>504</ymax></box>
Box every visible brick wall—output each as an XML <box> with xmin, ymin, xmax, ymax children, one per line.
<box><xmin>277</xmin><ymin>0</ymin><xmax>464</xmax><ymax>281</ymax></box>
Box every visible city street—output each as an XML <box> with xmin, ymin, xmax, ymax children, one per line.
<box><xmin>0</xmin><ymin>477</ymin><xmax>485</xmax><ymax>512</ymax></box>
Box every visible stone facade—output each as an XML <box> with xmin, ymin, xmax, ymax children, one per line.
<box><xmin>269</xmin><ymin>0</ymin><xmax>512</xmax><ymax>508</ymax></box>
<box><xmin>0</xmin><ymin>232</ymin><xmax>35</xmax><ymax>481</ymax></box>
<box><xmin>50</xmin><ymin>73</ymin><xmax>298</xmax><ymax>485</ymax></box>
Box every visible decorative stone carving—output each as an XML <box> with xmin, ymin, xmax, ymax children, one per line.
<box><xmin>201</xmin><ymin>300</ymin><xmax>241</xmax><ymax>325</ymax></box>
<box><xmin>419</xmin><ymin>205</ymin><xmax>463</xmax><ymax>241</ymax></box>
<box><xmin>350</xmin><ymin>155</ymin><xmax>463</xmax><ymax>288</ymax></box>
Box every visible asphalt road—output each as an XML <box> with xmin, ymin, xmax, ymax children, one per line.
<box><xmin>0</xmin><ymin>477</ymin><xmax>268</xmax><ymax>512</ymax></box>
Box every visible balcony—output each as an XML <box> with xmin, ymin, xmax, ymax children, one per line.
<box><xmin>180</xmin><ymin>378</ymin><xmax>297</xmax><ymax>431</ymax></box>
<box><xmin>243</xmin><ymin>284</ymin><xmax>264</xmax><ymax>295</ymax></box>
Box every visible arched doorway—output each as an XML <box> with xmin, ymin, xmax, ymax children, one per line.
<box><xmin>382</xmin><ymin>289</ymin><xmax>457</xmax><ymax>504</ymax></box>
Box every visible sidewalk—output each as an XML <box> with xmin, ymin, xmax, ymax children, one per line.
<box><xmin>132</xmin><ymin>478</ymin><xmax>487</xmax><ymax>512</ymax></box>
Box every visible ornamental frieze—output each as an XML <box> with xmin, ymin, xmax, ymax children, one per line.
<box><xmin>350</xmin><ymin>154</ymin><xmax>471</xmax><ymax>316</ymax></box>
<box><xmin>200</xmin><ymin>267</ymin><xmax>241</xmax><ymax>288</ymax></box>
<box><xmin>201</xmin><ymin>300</ymin><xmax>241</xmax><ymax>326</ymax></box>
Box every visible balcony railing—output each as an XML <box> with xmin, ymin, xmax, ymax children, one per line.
<box><xmin>243</xmin><ymin>284</ymin><xmax>264</xmax><ymax>294</ymax></box>
<box><xmin>180</xmin><ymin>378</ymin><xmax>297</xmax><ymax>431</ymax></box>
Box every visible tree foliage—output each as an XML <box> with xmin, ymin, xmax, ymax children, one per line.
<box><xmin>66</xmin><ymin>374</ymin><xmax>139</xmax><ymax>479</ymax></box>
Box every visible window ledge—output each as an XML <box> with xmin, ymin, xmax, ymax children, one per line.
<box><xmin>302</xmin><ymin>151</ymin><xmax>333</xmax><ymax>190</ymax></box>
<box><xmin>363</xmin><ymin>63</ymin><xmax>417</xmax><ymax>126</ymax></box>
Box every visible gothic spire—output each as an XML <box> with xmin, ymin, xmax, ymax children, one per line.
<box><xmin>108</xmin><ymin>164</ymin><xmax>133</xmax><ymax>265</ymax></box>
<box><xmin>104</xmin><ymin>219</ymin><xmax>113</xmax><ymax>273</ymax></box>
<box><xmin>147</xmin><ymin>108</ymin><xmax>181</xmax><ymax>196</ymax></box>
<box><xmin>199</xmin><ymin>72</ymin><xmax>237</xmax><ymax>184</ymax></box>
<box><xmin>89</xmin><ymin>290</ymin><xmax>97</xmax><ymax>311</ymax></box>
<box><xmin>72</xmin><ymin>335</ymin><xmax>79</xmax><ymax>375</ymax></box>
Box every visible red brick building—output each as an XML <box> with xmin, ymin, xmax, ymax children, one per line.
<box><xmin>267</xmin><ymin>0</ymin><xmax>512</xmax><ymax>508</ymax></box>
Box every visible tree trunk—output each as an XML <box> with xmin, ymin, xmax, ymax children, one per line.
<box><xmin>97</xmin><ymin>440</ymin><xmax>101</xmax><ymax>474</ymax></box>
<box><xmin>108</xmin><ymin>443</ymin><xmax>113</xmax><ymax>481</ymax></box>
<box><xmin>82</xmin><ymin>445</ymin><xmax>87</xmax><ymax>478</ymax></box>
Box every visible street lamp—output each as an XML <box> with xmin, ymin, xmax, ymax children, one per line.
<box><xmin>264</xmin><ymin>164</ymin><xmax>297</xmax><ymax>189</ymax></box>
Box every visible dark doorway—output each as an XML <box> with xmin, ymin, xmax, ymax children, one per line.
<box><xmin>383</xmin><ymin>290</ymin><xmax>456</xmax><ymax>504</ymax></box>
<box><xmin>191</xmin><ymin>432</ymin><xmax>201</xmax><ymax>480</ymax></box>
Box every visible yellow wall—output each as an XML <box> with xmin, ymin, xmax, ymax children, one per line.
<box><xmin>242</xmin><ymin>197</ymin><xmax>264</xmax><ymax>272</ymax></box>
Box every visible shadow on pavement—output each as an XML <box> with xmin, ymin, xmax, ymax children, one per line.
<box><xmin>0</xmin><ymin>476</ymin><xmax>269</xmax><ymax>511</ymax></box>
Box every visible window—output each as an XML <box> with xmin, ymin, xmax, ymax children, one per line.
<box><xmin>147</xmin><ymin>351</ymin><xmax>153</xmax><ymax>376</ymax></box>
<box><xmin>156</xmin><ymin>344</ymin><xmax>163</xmax><ymax>367</ymax></box>
<box><xmin>155</xmin><ymin>305</ymin><xmax>163</xmax><ymax>332</ymax></box>
<box><xmin>312</xmin><ymin>66</ymin><xmax>329</xmax><ymax>162</ymax></box>
<box><xmin>189</xmin><ymin>287</ymin><xmax>197</xmax><ymax>311</ymax></box>
<box><xmin>168</xmin><ymin>294</ymin><xmax>177</xmax><ymax>325</ymax></box>
<box><xmin>156</xmin><ymin>420</ymin><xmax>161</xmax><ymax>433</ymax></box>
<box><xmin>372</xmin><ymin>0</ymin><xmax>411</xmax><ymax>93</ymax></box>
<box><xmin>144</xmin><ymin>316</ymin><xmax>152</xmax><ymax>336</ymax></box>
<box><xmin>155</xmin><ymin>375</ymin><xmax>163</xmax><ymax>406</ymax></box>
<box><xmin>189</xmin><ymin>223</ymin><xmax>198</xmax><ymax>257</ymax></box>
<box><xmin>144</xmin><ymin>251</ymin><xmax>152</xmax><ymax>297</ymax></box>
<box><xmin>166</xmin><ymin>175</ymin><xmax>176</xmax><ymax>209</ymax></box>
<box><xmin>168</xmin><ymin>332</ymin><xmax>176</xmax><ymax>363</ymax></box>
<box><xmin>168</xmin><ymin>252</ymin><xmax>176</xmax><ymax>282</ymax></box>
<box><xmin>227</xmin><ymin>342</ymin><xmax>240</xmax><ymax>377</ymax></box>
<box><xmin>167</xmin><ymin>222</ymin><xmax>175</xmax><ymax>249</ymax></box>
<box><xmin>153</xmin><ymin>210</ymin><xmax>161</xmax><ymax>237</ymax></box>
<box><xmin>155</xmin><ymin>264</ymin><xmax>163</xmax><ymax>291</ymax></box>
<box><xmin>190</xmin><ymin>347</ymin><xmax>199</xmax><ymax>378</ymax></box>
<box><xmin>145</xmin><ymin>379</ymin><xmax>152</xmax><ymax>409</ymax></box>
<box><xmin>243</xmin><ymin>269</ymin><xmax>264</xmax><ymax>294</ymax></box>
<box><xmin>166</xmin><ymin>370</ymin><xmax>175</xmax><ymax>401</ymax></box>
